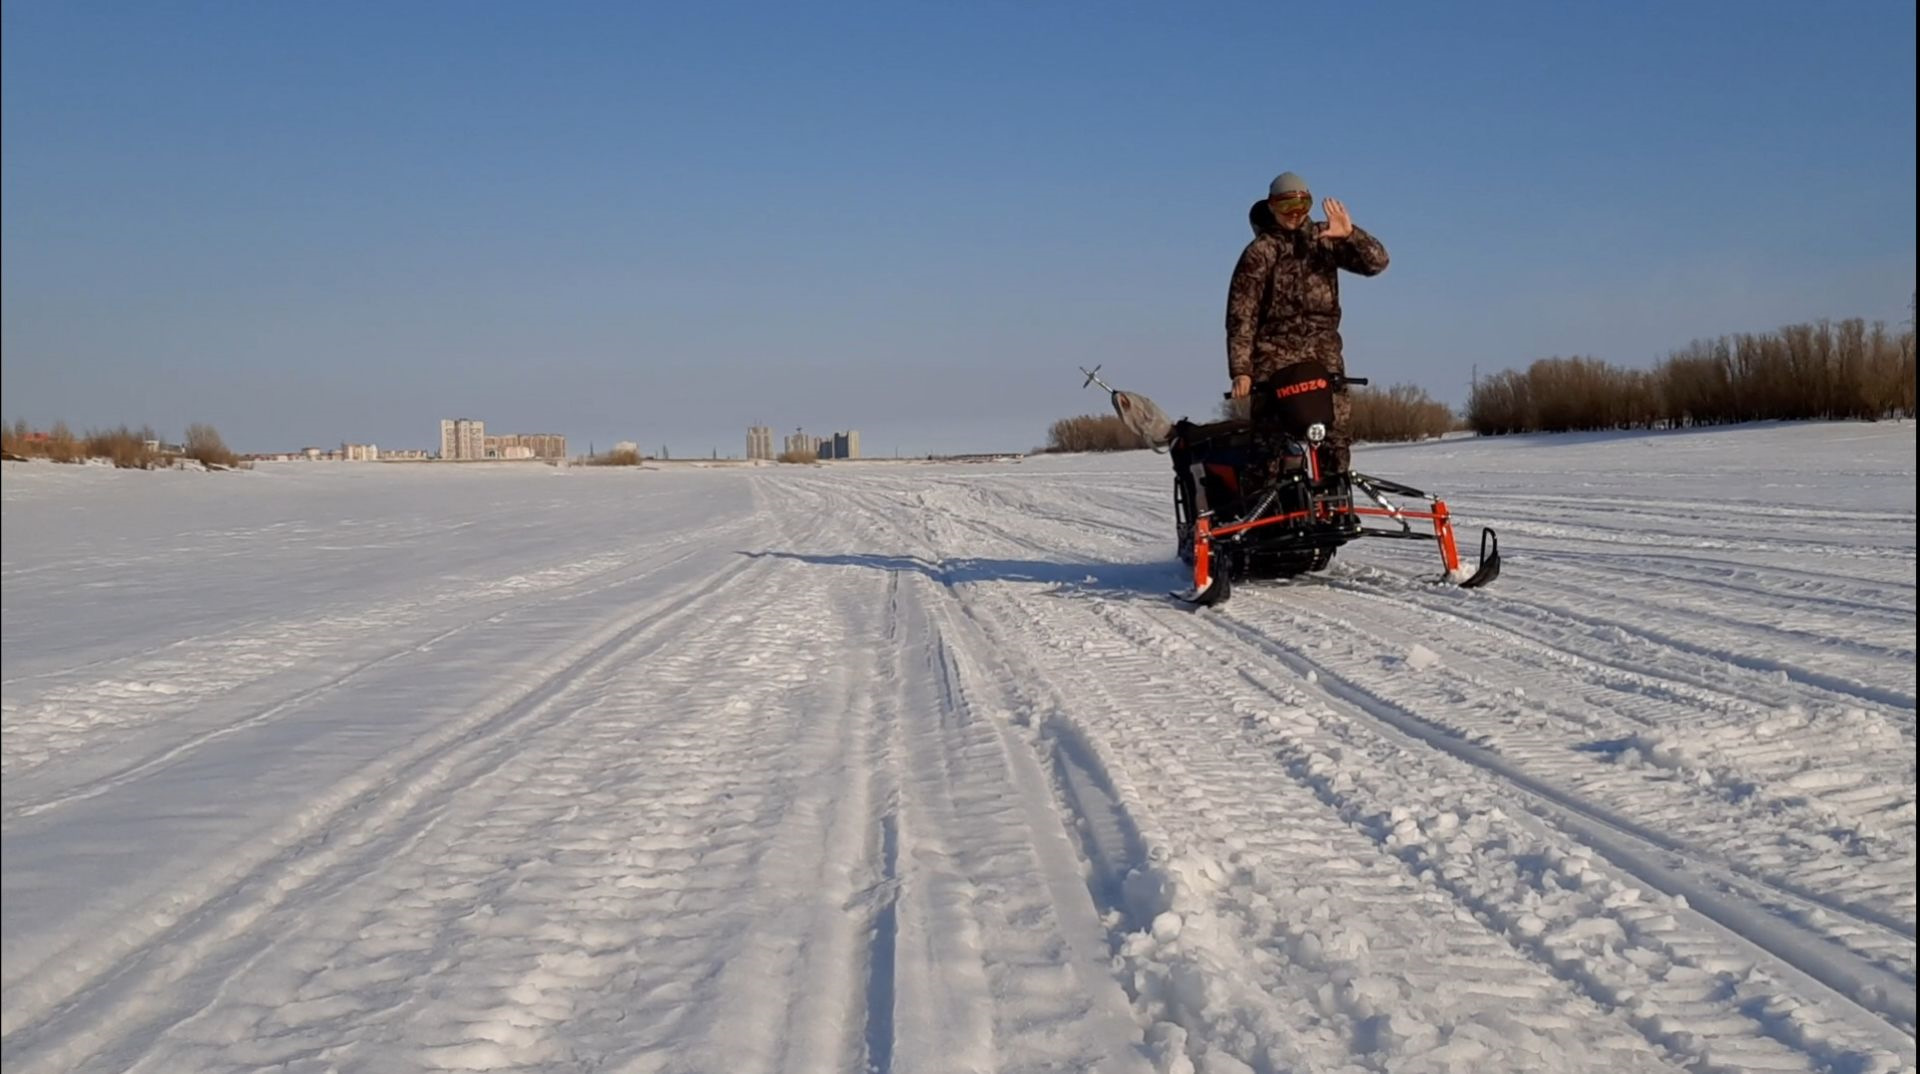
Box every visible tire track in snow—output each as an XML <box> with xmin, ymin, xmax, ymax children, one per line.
<box><xmin>883</xmin><ymin>570</ymin><xmax>1151</xmax><ymax>1073</ymax></box>
<box><xmin>1250</xmin><ymin>581</ymin><xmax>1917</xmax><ymax>941</ymax></box>
<box><xmin>1508</xmin><ymin>558</ymin><xmax>1917</xmax><ymax>667</ymax></box>
<box><xmin>1084</xmin><ymin>595</ymin><xmax>1918</xmax><ymax>1071</ymax></box>
<box><xmin>116</xmin><ymin>534</ymin><xmax>880</xmax><ymax>1074</ymax></box>
<box><xmin>1250</xmin><ymin>477</ymin><xmax>1915</xmax><ymax>607</ymax></box>
<box><xmin>0</xmin><ymin>551</ymin><xmax>770</xmax><ymax>1073</ymax></box>
<box><xmin>1434</xmin><ymin>568</ymin><xmax>1914</xmax><ymax>704</ymax></box>
<box><xmin>650</xmin><ymin>558</ymin><xmax>885</xmax><ymax>1074</ymax></box>
<box><xmin>1360</xmin><ymin>574</ymin><xmax>1917</xmax><ymax>717</ymax></box>
<box><xmin>771</xmin><ymin>471</ymin><xmax>1171</xmax><ymax>1071</ymax></box>
<box><xmin>0</xmin><ymin>531</ymin><xmax>711</xmax><ymax>784</ymax></box>
<box><xmin>1473</xmin><ymin>492</ymin><xmax>1913</xmax><ymax>526</ymax></box>
<box><xmin>1319</xmin><ymin>519</ymin><xmax>1916</xmax><ymax>717</ymax></box>
<box><xmin>1328</xmin><ymin>587</ymin><xmax>1912</xmax><ymax>906</ymax></box>
<box><xmin>1515</xmin><ymin>548</ymin><xmax>1916</xmax><ymax>629</ymax></box>
<box><xmin>982</xmin><ymin>592</ymin><xmax>1683</xmax><ymax>1072</ymax></box>
<box><xmin>825</xmin><ymin>441</ymin><xmax>1920</xmax><ymax>1068</ymax></box>
<box><xmin>896</xmin><ymin>473</ymin><xmax>1915</xmax><ymax>1071</ymax></box>
<box><xmin>3</xmin><ymin>534</ymin><xmax>735</xmax><ymax>824</ymax></box>
<box><xmin>1167</xmin><ymin>599</ymin><xmax>1918</xmax><ymax>1042</ymax></box>
<box><xmin>1462</xmin><ymin>496</ymin><xmax>1917</xmax><ymax>555</ymax></box>
<box><xmin>1462</xmin><ymin>510</ymin><xmax>1915</xmax><ymax>565</ymax></box>
<box><xmin>927</xmin><ymin>477</ymin><xmax>1170</xmax><ymax>547</ymax></box>
<box><xmin>904</xmin><ymin>507</ymin><xmax>1683</xmax><ymax>1073</ymax></box>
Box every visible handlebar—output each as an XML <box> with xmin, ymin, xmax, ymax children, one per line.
<box><xmin>1224</xmin><ymin>374</ymin><xmax>1369</xmax><ymax>400</ymax></box>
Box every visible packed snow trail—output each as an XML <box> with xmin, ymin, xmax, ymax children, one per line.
<box><xmin>3</xmin><ymin>422</ymin><xmax>1915</xmax><ymax>1073</ymax></box>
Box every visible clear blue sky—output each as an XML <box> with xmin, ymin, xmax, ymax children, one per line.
<box><xmin>4</xmin><ymin>1</ymin><xmax>1914</xmax><ymax>456</ymax></box>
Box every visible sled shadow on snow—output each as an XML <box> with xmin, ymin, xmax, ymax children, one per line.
<box><xmin>741</xmin><ymin>550</ymin><xmax>1180</xmax><ymax>601</ymax></box>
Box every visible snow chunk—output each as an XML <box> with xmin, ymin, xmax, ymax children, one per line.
<box><xmin>1145</xmin><ymin>1021</ymin><xmax>1195</xmax><ymax>1074</ymax></box>
<box><xmin>1405</xmin><ymin>644</ymin><xmax>1442</xmax><ymax>671</ymax></box>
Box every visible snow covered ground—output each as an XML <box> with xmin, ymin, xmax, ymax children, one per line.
<box><xmin>3</xmin><ymin>421</ymin><xmax>1915</xmax><ymax>1074</ymax></box>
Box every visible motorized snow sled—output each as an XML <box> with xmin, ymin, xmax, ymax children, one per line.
<box><xmin>1081</xmin><ymin>364</ymin><xmax>1500</xmax><ymax>606</ymax></box>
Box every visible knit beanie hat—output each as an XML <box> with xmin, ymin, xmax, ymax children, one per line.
<box><xmin>1268</xmin><ymin>172</ymin><xmax>1310</xmax><ymax>197</ymax></box>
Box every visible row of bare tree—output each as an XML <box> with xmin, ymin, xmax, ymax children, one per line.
<box><xmin>2</xmin><ymin>419</ymin><xmax>239</xmax><ymax>469</ymax></box>
<box><xmin>1043</xmin><ymin>381</ymin><xmax>1460</xmax><ymax>453</ymax></box>
<box><xmin>1468</xmin><ymin>317</ymin><xmax>1915</xmax><ymax>434</ymax></box>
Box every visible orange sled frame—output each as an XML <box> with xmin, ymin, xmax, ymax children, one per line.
<box><xmin>1163</xmin><ymin>369</ymin><xmax>1500</xmax><ymax>607</ymax></box>
<box><xmin>1178</xmin><ymin>459</ymin><xmax>1501</xmax><ymax>606</ymax></box>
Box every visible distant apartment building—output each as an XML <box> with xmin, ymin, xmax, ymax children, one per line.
<box><xmin>439</xmin><ymin>418</ymin><xmax>485</xmax><ymax>460</ymax></box>
<box><xmin>487</xmin><ymin>432</ymin><xmax>567</xmax><ymax>460</ymax></box>
<box><xmin>341</xmin><ymin>443</ymin><xmax>379</xmax><ymax>461</ymax></box>
<box><xmin>747</xmin><ymin>425</ymin><xmax>774</xmax><ymax>460</ymax></box>
<box><xmin>807</xmin><ymin>430</ymin><xmax>862</xmax><ymax>460</ymax></box>
<box><xmin>435</xmin><ymin>420</ymin><xmax>562</xmax><ymax>461</ymax></box>
<box><xmin>518</xmin><ymin>433</ymin><xmax>567</xmax><ymax>460</ymax></box>
<box><xmin>776</xmin><ymin>428</ymin><xmax>861</xmax><ymax>460</ymax></box>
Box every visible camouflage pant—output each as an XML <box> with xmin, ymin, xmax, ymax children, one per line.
<box><xmin>1325</xmin><ymin>390</ymin><xmax>1352</xmax><ymax>471</ymax></box>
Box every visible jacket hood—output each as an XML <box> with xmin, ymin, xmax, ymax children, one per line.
<box><xmin>1249</xmin><ymin>199</ymin><xmax>1280</xmax><ymax>236</ymax></box>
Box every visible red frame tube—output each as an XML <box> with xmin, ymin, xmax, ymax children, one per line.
<box><xmin>1191</xmin><ymin>499</ymin><xmax>1464</xmax><ymax>579</ymax></box>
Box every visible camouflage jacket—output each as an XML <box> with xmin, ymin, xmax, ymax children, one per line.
<box><xmin>1226</xmin><ymin>200</ymin><xmax>1389</xmax><ymax>382</ymax></box>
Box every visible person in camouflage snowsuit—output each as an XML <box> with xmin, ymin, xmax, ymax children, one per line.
<box><xmin>1225</xmin><ymin>171</ymin><xmax>1389</xmax><ymax>470</ymax></box>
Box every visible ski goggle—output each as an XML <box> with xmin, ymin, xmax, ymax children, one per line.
<box><xmin>1271</xmin><ymin>191</ymin><xmax>1312</xmax><ymax>211</ymax></box>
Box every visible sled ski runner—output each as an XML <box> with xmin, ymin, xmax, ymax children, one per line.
<box><xmin>1083</xmin><ymin>366</ymin><xmax>1501</xmax><ymax>606</ymax></box>
<box><xmin>1349</xmin><ymin>473</ymin><xmax>1501</xmax><ymax>588</ymax></box>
